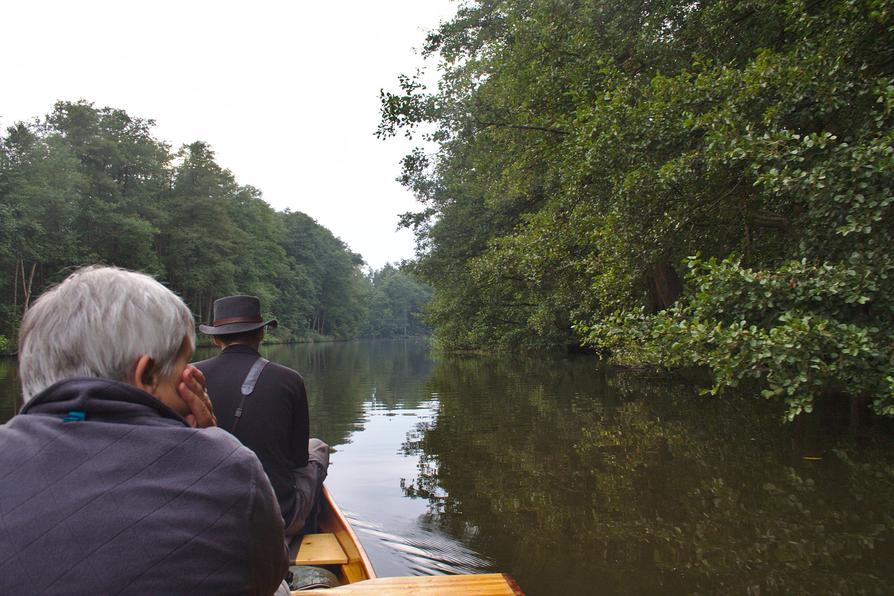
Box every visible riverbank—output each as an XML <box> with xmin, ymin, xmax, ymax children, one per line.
<box><xmin>1</xmin><ymin>332</ymin><xmax>432</xmax><ymax>356</ymax></box>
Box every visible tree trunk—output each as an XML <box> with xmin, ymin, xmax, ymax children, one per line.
<box><xmin>645</xmin><ymin>259</ymin><xmax>682</xmax><ymax>312</ymax></box>
<box><xmin>13</xmin><ymin>260</ymin><xmax>19</xmax><ymax>316</ymax></box>
<box><xmin>849</xmin><ymin>394</ymin><xmax>869</xmax><ymax>436</ymax></box>
<box><xmin>24</xmin><ymin>263</ymin><xmax>36</xmax><ymax>311</ymax></box>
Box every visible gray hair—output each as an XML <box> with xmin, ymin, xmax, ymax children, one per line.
<box><xmin>18</xmin><ymin>266</ymin><xmax>196</xmax><ymax>402</ymax></box>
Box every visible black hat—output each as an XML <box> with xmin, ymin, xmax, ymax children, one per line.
<box><xmin>198</xmin><ymin>295</ymin><xmax>278</xmax><ymax>335</ymax></box>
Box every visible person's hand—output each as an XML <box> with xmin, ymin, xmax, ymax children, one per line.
<box><xmin>178</xmin><ymin>365</ymin><xmax>217</xmax><ymax>428</ymax></box>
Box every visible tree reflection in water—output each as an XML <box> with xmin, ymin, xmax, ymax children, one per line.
<box><xmin>401</xmin><ymin>354</ymin><xmax>894</xmax><ymax>596</ymax></box>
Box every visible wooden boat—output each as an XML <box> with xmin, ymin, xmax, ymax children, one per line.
<box><xmin>291</xmin><ymin>486</ymin><xmax>523</xmax><ymax>595</ymax></box>
<box><xmin>290</xmin><ymin>485</ymin><xmax>376</xmax><ymax>585</ymax></box>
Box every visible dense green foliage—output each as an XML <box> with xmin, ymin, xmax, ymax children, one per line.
<box><xmin>586</xmin><ymin>256</ymin><xmax>894</xmax><ymax>420</ymax></box>
<box><xmin>363</xmin><ymin>264</ymin><xmax>432</xmax><ymax>337</ymax></box>
<box><xmin>379</xmin><ymin>0</ymin><xmax>894</xmax><ymax>417</ymax></box>
<box><xmin>0</xmin><ymin>101</ymin><xmax>430</xmax><ymax>344</ymax></box>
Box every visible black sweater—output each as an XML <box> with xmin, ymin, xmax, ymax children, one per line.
<box><xmin>195</xmin><ymin>345</ymin><xmax>310</xmax><ymax>523</ymax></box>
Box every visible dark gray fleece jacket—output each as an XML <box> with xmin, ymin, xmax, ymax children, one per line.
<box><xmin>0</xmin><ymin>378</ymin><xmax>287</xmax><ymax>595</ymax></box>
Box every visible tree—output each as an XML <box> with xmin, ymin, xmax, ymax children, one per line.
<box><xmin>0</xmin><ymin>102</ymin><xmax>375</xmax><ymax>345</ymax></box>
<box><xmin>47</xmin><ymin>101</ymin><xmax>167</xmax><ymax>273</ymax></box>
<box><xmin>276</xmin><ymin>210</ymin><xmax>369</xmax><ymax>339</ymax></box>
<box><xmin>363</xmin><ymin>264</ymin><xmax>432</xmax><ymax>337</ymax></box>
<box><xmin>0</xmin><ymin>120</ymin><xmax>83</xmax><ymax>333</ymax></box>
<box><xmin>379</xmin><ymin>0</ymin><xmax>894</xmax><ymax>416</ymax></box>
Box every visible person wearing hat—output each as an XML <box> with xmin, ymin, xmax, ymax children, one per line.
<box><xmin>194</xmin><ymin>295</ymin><xmax>330</xmax><ymax>538</ymax></box>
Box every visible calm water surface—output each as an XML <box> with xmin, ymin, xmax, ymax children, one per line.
<box><xmin>2</xmin><ymin>339</ymin><xmax>893</xmax><ymax>595</ymax></box>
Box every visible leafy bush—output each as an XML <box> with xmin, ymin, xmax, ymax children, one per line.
<box><xmin>581</xmin><ymin>256</ymin><xmax>894</xmax><ymax>420</ymax></box>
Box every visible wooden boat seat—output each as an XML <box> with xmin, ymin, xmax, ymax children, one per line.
<box><xmin>294</xmin><ymin>532</ymin><xmax>349</xmax><ymax>566</ymax></box>
<box><xmin>320</xmin><ymin>573</ymin><xmax>523</xmax><ymax>594</ymax></box>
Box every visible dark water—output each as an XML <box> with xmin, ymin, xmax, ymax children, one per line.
<box><xmin>2</xmin><ymin>339</ymin><xmax>893</xmax><ymax>595</ymax></box>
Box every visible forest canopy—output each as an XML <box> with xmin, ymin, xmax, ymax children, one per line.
<box><xmin>0</xmin><ymin>101</ymin><xmax>430</xmax><ymax>344</ymax></box>
<box><xmin>378</xmin><ymin>0</ymin><xmax>894</xmax><ymax>419</ymax></box>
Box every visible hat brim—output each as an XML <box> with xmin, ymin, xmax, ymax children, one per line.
<box><xmin>198</xmin><ymin>318</ymin><xmax>278</xmax><ymax>335</ymax></box>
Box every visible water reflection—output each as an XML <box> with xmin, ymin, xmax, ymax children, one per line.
<box><xmin>404</xmin><ymin>353</ymin><xmax>894</xmax><ymax>595</ymax></box>
<box><xmin>3</xmin><ymin>340</ymin><xmax>893</xmax><ymax>594</ymax></box>
<box><xmin>260</xmin><ymin>338</ymin><xmax>435</xmax><ymax>447</ymax></box>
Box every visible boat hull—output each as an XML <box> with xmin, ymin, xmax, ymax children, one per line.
<box><xmin>311</xmin><ymin>485</ymin><xmax>376</xmax><ymax>583</ymax></box>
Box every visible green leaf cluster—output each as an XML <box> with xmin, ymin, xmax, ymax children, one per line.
<box><xmin>582</xmin><ymin>256</ymin><xmax>894</xmax><ymax>420</ymax></box>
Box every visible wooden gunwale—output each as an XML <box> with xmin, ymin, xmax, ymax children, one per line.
<box><xmin>302</xmin><ymin>487</ymin><xmax>524</xmax><ymax>594</ymax></box>
<box><xmin>316</xmin><ymin>485</ymin><xmax>376</xmax><ymax>583</ymax></box>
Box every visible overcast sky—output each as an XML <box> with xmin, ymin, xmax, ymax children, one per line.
<box><xmin>2</xmin><ymin>0</ymin><xmax>456</xmax><ymax>270</ymax></box>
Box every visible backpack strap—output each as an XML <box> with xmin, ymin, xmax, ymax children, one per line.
<box><xmin>232</xmin><ymin>357</ymin><xmax>269</xmax><ymax>434</ymax></box>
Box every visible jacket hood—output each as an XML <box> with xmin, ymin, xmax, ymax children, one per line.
<box><xmin>20</xmin><ymin>377</ymin><xmax>188</xmax><ymax>427</ymax></box>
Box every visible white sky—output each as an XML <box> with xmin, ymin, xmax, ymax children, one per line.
<box><xmin>1</xmin><ymin>0</ymin><xmax>456</xmax><ymax>270</ymax></box>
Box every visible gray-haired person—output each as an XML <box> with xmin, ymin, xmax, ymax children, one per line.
<box><xmin>0</xmin><ymin>266</ymin><xmax>288</xmax><ymax>595</ymax></box>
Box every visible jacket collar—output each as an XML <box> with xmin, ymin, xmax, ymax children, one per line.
<box><xmin>221</xmin><ymin>344</ymin><xmax>261</xmax><ymax>356</ymax></box>
<box><xmin>20</xmin><ymin>377</ymin><xmax>188</xmax><ymax>426</ymax></box>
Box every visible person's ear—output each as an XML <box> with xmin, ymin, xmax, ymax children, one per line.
<box><xmin>130</xmin><ymin>355</ymin><xmax>159</xmax><ymax>393</ymax></box>
<box><xmin>212</xmin><ymin>336</ymin><xmax>224</xmax><ymax>349</ymax></box>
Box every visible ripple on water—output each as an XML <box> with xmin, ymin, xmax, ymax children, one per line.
<box><xmin>344</xmin><ymin>510</ymin><xmax>493</xmax><ymax>576</ymax></box>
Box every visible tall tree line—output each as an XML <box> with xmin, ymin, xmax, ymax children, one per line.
<box><xmin>378</xmin><ymin>0</ymin><xmax>894</xmax><ymax>418</ymax></box>
<box><xmin>0</xmin><ymin>101</ymin><xmax>430</xmax><ymax>344</ymax></box>
<box><xmin>363</xmin><ymin>264</ymin><xmax>432</xmax><ymax>337</ymax></box>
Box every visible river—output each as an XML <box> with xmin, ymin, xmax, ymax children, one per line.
<box><xmin>2</xmin><ymin>339</ymin><xmax>892</xmax><ymax>595</ymax></box>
